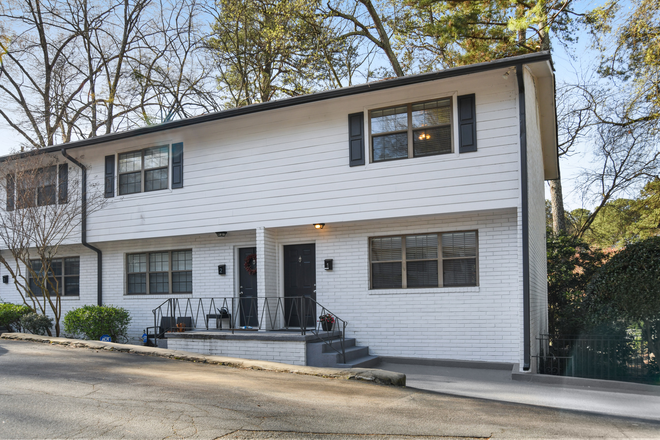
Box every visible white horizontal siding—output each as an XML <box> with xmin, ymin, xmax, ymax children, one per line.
<box><xmin>71</xmin><ymin>68</ymin><xmax>522</xmax><ymax>242</ymax></box>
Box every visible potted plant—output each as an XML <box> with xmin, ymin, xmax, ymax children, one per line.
<box><xmin>319</xmin><ymin>314</ymin><xmax>335</xmax><ymax>331</ymax></box>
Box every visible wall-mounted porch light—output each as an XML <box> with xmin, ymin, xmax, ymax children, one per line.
<box><xmin>313</xmin><ymin>223</ymin><xmax>325</xmax><ymax>230</ymax></box>
<box><xmin>215</xmin><ymin>231</ymin><xmax>228</xmax><ymax>237</ymax></box>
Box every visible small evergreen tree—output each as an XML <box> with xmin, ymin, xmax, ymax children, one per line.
<box><xmin>546</xmin><ymin>234</ymin><xmax>607</xmax><ymax>338</ymax></box>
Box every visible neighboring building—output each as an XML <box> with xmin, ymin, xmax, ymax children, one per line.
<box><xmin>0</xmin><ymin>52</ymin><xmax>557</xmax><ymax>371</ymax></box>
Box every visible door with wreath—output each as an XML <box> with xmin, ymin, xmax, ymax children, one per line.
<box><xmin>238</xmin><ymin>247</ymin><xmax>258</xmax><ymax>327</ymax></box>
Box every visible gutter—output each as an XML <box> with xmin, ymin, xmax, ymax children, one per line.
<box><xmin>61</xmin><ymin>149</ymin><xmax>103</xmax><ymax>306</ymax></box>
<box><xmin>516</xmin><ymin>65</ymin><xmax>531</xmax><ymax>371</ymax></box>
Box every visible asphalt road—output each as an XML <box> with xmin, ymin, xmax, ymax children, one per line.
<box><xmin>1</xmin><ymin>340</ymin><xmax>659</xmax><ymax>439</ymax></box>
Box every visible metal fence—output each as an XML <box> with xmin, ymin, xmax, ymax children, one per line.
<box><xmin>536</xmin><ymin>333</ymin><xmax>659</xmax><ymax>384</ymax></box>
<box><xmin>148</xmin><ymin>296</ymin><xmax>348</xmax><ymax>363</ymax></box>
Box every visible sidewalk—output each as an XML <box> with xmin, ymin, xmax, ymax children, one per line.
<box><xmin>379</xmin><ymin>361</ymin><xmax>660</xmax><ymax>422</ymax></box>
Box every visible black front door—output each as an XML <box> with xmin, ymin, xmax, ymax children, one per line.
<box><xmin>284</xmin><ymin>243</ymin><xmax>316</xmax><ymax>328</ymax></box>
<box><xmin>238</xmin><ymin>247</ymin><xmax>258</xmax><ymax>327</ymax></box>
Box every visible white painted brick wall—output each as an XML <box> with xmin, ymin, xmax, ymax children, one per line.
<box><xmin>1</xmin><ymin>208</ymin><xmax>528</xmax><ymax>365</ymax></box>
<box><xmin>166</xmin><ymin>338</ymin><xmax>306</xmax><ymax>365</ymax></box>
<box><xmin>274</xmin><ymin>208</ymin><xmax>522</xmax><ymax>364</ymax></box>
<box><xmin>0</xmin><ymin>244</ymin><xmax>98</xmax><ymax>325</ymax></box>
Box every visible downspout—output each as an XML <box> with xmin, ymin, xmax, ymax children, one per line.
<box><xmin>61</xmin><ymin>149</ymin><xmax>103</xmax><ymax>306</ymax></box>
<box><xmin>516</xmin><ymin>65</ymin><xmax>531</xmax><ymax>371</ymax></box>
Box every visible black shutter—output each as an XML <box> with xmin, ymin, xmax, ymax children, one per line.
<box><xmin>458</xmin><ymin>94</ymin><xmax>477</xmax><ymax>153</ymax></box>
<box><xmin>58</xmin><ymin>164</ymin><xmax>68</xmax><ymax>204</ymax></box>
<box><xmin>6</xmin><ymin>174</ymin><xmax>14</xmax><ymax>211</ymax></box>
<box><xmin>171</xmin><ymin>142</ymin><xmax>183</xmax><ymax>189</ymax></box>
<box><xmin>105</xmin><ymin>155</ymin><xmax>115</xmax><ymax>198</ymax></box>
<box><xmin>348</xmin><ymin>112</ymin><xmax>365</xmax><ymax>166</ymax></box>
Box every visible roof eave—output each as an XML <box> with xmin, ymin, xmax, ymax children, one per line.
<box><xmin>1</xmin><ymin>51</ymin><xmax>554</xmax><ymax>162</ymax></box>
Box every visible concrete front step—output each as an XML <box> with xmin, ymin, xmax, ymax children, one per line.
<box><xmin>342</xmin><ymin>346</ymin><xmax>370</xmax><ymax>363</ymax></box>
<box><xmin>322</xmin><ymin>337</ymin><xmax>356</xmax><ymax>352</ymax></box>
<box><xmin>336</xmin><ymin>355</ymin><xmax>381</xmax><ymax>369</ymax></box>
<box><xmin>306</xmin><ymin>336</ymin><xmax>378</xmax><ymax>368</ymax></box>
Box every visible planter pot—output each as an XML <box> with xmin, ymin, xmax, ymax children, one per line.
<box><xmin>321</xmin><ymin>321</ymin><xmax>333</xmax><ymax>331</ymax></box>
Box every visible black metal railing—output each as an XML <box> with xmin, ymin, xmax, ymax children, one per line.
<box><xmin>149</xmin><ymin>296</ymin><xmax>347</xmax><ymax>363</ymax></box>
<box><xmin>536</xmin><ymin>333</ymin><xmax>659</xmax><ymax>384</ymax></box>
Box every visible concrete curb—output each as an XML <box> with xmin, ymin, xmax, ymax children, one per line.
<box><xmin>380</xmin><ymin>356</ymin><xmax>514</xmax><ymax>371</ymax></box>
<box><xmin>511</xmin><ymin>365</ymin><xmax>660</xmax><ymax>395</ymax></box>
<box><xmin>1</xmin><ymin>333</ymin><xmax>406</xmax><ymax>387</ymax></box>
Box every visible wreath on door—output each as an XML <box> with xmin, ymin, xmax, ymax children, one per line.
<box><xmin>244</xmin><ymin>253</ymin><xmax>257</xmax><ymax>275</ymax></box>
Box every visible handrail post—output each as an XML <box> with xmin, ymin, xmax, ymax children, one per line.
<box><xmin>342</xmin><ymin>322</ymin><xmax>346</xmax><ymax>364</ymax></box>
<box><xmin>153</xmin><ymin>308</ymin><xmax>158</xmax><ymax>347</ymax></box>
<box><xmin>301</xmin><ymin>297</ymin><xmax>305</xmax><ymax>335</ymax></box>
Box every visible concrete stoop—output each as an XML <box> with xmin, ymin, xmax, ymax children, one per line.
<box><xmin>1</xmin><ymin>332</ymin><xmax>405</xmax><ymax>386</ymax></box>
<box><xmin>307</xmin><ymin>336</ymin><xmax>380</xmax><ymax>368</ymax></box>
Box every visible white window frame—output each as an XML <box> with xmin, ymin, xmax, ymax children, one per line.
<box><xmin>369</xmin><ymin>231</ymin><xmax>479</xmax><ymax>290</ymax></box>
<box><xmin>28</xmin><ymin>256</ymin><xmax>80</xmax><ymax>297</ymax></box>
<box><xmin>126</xmin><ymin>249</ymin><xmax>192</xmax><ymax>295</ymax></box>
<box><xmin>368</xmin><ymin>97</ymin><xmax>455</xmax><ymax>163</ymax></box>
<box><xmin>11</xmin><ymin>165</ymin><xmax>65</xmax><ymax>209</ymax></box>
<box><xmin>118</xmin><ymin>145</ymin><xmax>170</xmax><ymax>195</ymax></box>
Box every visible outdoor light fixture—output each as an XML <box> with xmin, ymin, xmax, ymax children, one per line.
<box><xmin>215</xmin><ymin>231</ymin><xmax>228</xmax><ymax>237</ymax></box>
<box><xmin>313</xmin><ymin>223</ymin><xmax>325</xmax><ymax>230</ymax></box>
<box><xmin>324</xmin><ymin>259</ymin><xmax>333</xmax><ymax>270</ymax></box>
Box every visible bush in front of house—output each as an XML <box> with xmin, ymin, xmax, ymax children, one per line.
<box><xmin>19</xmin><ymin>313</ymin><xmax>53</xmax><ymax>335</ymax></box>
<box><xmin>0</xmin><ymin>303</ymin><xmax>32</xmax><ymax>332</ymax></box>
<box><xmin>64</xmin><ymin>305</ymin><xmax>131</xmax><ymax>342</ymax></box>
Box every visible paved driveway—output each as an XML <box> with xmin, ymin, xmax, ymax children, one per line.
<box><xmin>1</xmin><ymin>340</ymin><xmax>659</xmax><ymax>439</ymax></box>
<box><xmin>379</xmin><ymin>361</ymin><xmax>660</xmax><ymax>422</ymax></box>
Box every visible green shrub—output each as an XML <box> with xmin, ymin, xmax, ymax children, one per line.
<box><xmin>585</xmin><ymin>236</ymin><xmax>660</xmax><ymax>324</ymax></box>
<box><xmin>0</xmin><ymin>303</ymin><xmax>32</xmax><ymax>332</ymax></box>
<box><xmin>546</xmin><ymin>234</ymin><xmax>608</xmax><ymax>337</ymax></box>
<box><xmin>585</xmin><ymin>236</ymin><xmax>660</xmax><ymax>382</ymax></box>
<box><xmin>64</xmin><ymin>305</ymin><xmax>131</xmax><ymax>342</ymax></box>
<box><xmin>19</xmin><ymin>313</ymin><xmax>53</xmax><ymax>335</ymax></box>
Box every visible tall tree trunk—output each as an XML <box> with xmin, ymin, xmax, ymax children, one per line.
<box><xmin>550</xmin><ymin>178</ymin><xmax>566</xmax><ymax>234</ymax></box>
<box><xmin>539</xmin><ymin>1</ymin><xmax>566</xmax><ymax>235</ymax></box>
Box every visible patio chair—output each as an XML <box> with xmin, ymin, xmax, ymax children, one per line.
<box><xmin>176</xmin><ymin>316</ymin><xmax>193</xmax><ymax>332</ymax></box>
<box><xmin>145</xmin><ymin>316</ymin><xmax>176</xmax><ymax>346</ymax></box>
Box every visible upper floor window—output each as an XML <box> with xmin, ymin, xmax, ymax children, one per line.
<box><xmin>18</xmin><ymin>166</ymin><xmax>56</xmax><ymax>208</ymax></box>
<box><xmin>126</xmin><ymin>250</ymin><xmax>192</xmax><ymax>295</ymax></box>
<box><xmin>370</xmin><ymin>231</ymin><xmax>477</xmax><ymax>289</ymax></box>
<box><xmin>28</xmin><ymin>257</ymin><xmax>80</xmax><ymax>297</ymax></box>
<box><xmin>6</xmin><ymin>164</ymin><xmax>68</xmax><ymax>211</ymax></box>
<box><xmin>106</xmin><ymin>142</ymin><xmax>182</xmax><ymax>198</ymax></box>
<box><xmin>370</xmin><ymin>98</ymin><xmax>453</xmax><ymax>162</ymax></box>
<box><xmin>118</xmin><ymin>146</ymin><xmax>169</xmax><ymax>195</ymax></box>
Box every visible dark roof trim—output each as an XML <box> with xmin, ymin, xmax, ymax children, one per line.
<box><xmin>3</xmin><ymin>51</ymin><xmax>552</xmax><ymax>160</ymax></box>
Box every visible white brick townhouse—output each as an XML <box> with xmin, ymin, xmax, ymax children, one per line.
<box><xmin>0</xmin><ymin>51</ymin><xmax>558</xmax><ymax>371</ymax></box>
